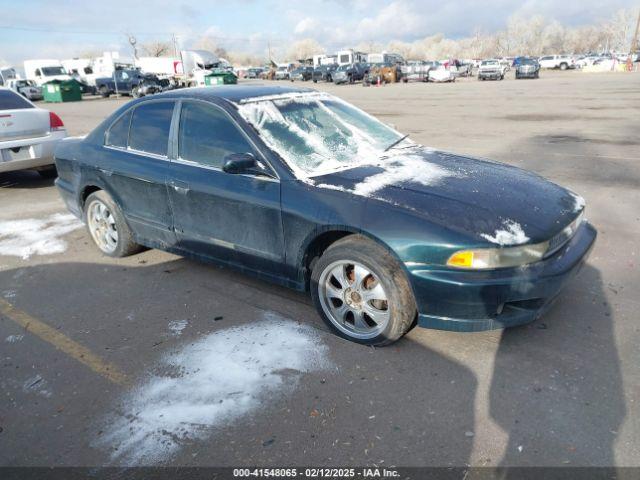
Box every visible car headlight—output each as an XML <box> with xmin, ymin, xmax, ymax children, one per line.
<box><xmin>447</xmin><ymin>242</ymin><xmax>550</xmax><ymax>270</ymax></box>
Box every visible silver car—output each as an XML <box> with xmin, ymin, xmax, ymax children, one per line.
<box><xmin>0</xmin><ymin>88</ymin><xmax>67</xmax><ymax>177</ymax></box>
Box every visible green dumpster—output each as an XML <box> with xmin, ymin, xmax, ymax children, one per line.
<box><xmin>204</xmin><ymin>70</ymin><xmax>238</xmax><ymax>86</ymax></box>
<box><xmin>42</xmin><ymin>79</ymin><xmax>82</xmax><ymax>102</ymax></box>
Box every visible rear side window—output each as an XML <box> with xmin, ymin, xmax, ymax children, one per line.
<box><xmin>0</xmin><ymin>90</ymin><xmax>34</xmax><ymax>110</ymax></box>
<box><xmin>105</xmin><ymin>109</ymin><xmax>132</xmax><ymax>148</ymax></box>
<box><xmin>178</xmin><ymin>101</ymin><xmax>254</xmax><ymax>168</ymax></box>
<box><xmin>128</xmin><ymin>101</ymin><xmax>174</xmax><ymax>156</ymax></box>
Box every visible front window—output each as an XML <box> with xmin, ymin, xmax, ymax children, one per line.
<box><xmin>179</xmin><ymin>101</ymin><xmax>255</xmax><ymax>168</ymax></box>
<box><xmin>41</xmin><ymin>66</ymin><xmax>66</xmax><ymax>76</ymax></box>
<box><xmin>238</xmin><ymin>93</ymin><xmax>404</xmax><ymax>177</ymax></box>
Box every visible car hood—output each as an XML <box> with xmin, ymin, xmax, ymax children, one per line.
<box><xmin>312</xmin><ymin>146</ymin><xmax>583</xmax><ymax>245</ymax></box>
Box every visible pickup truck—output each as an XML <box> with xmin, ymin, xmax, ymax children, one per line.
<box><xmin>6</xmin><ymin>79</ymin><xmax>43</xmax><ymax>100</ymax></box>
<box><xmin>477</xmin><ymin>59</ymin><xmax>507</xmax><ymax>80</ymax></box>
<box><xmin>538</xmin><ymin>55</ymin><xmax>575</xmax><ymax>70</ymax></box>
<box><xmin>333</xmin><ymin>63</ymin><xmax>369</xmax><ymax>84</ymax></box>
<box><xmin>95</xmin><ymin>69</ymin><xmax>162</xmax><ymax>98</ymax></box>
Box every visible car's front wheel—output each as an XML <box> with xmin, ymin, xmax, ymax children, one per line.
<box><xmin>84</xmin><ymin>190</ymin><xmax>142</xmax><ymax>257</ymax></box>
<box><xmin>311</xmin><ymin>235</ymin><xmax>416</xmax><ymax>346</ymax></box>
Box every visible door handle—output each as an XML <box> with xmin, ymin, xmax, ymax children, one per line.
<box><xmin>170</xmin><ymin>180</ymin><xmax>190</xmax><ymax>195</ymax></box>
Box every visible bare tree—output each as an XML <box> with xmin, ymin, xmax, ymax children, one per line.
<box><xmin>141</xmin><ymin>41</ymin><xmax>172</xmax><ymax>57</ymax></box>
<box><xmin>287</xmin><ymin>38</ymin><xmax>324</xmax><ymax>62</ymax></box>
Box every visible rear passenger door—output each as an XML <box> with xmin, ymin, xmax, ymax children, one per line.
<box><xmin>167</xmin><ymin>100</ymin><xmax>285</xmax><ymax>276</ymax></box>
<box><xmin>101</xmin><ymin>100</ymin><xmax>176</xmax><ymax>246</ymax></box>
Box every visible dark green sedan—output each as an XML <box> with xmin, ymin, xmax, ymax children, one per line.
<box><xmin>54</xmin><ymin>85</ymin><xmax>596</xmax><ymax>345</ymax></box>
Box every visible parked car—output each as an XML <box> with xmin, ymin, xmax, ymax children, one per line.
<box><xmin>290</xmin><ymin>66</ymin><xmax>314</xmax><ymax>81</ymax></box>
<box><xmin>54</xmin><ymin>85</ymin><xmax>595</xmax><ymax>345</ymax></box>
<box><xmin>312</xmin><ymin>64</ymin><xmax>337</xmax><ymax>83</ymax></box>
<box><xmin>6</xmin><ymin>79</ymin><xmax>43</xmax><ymax>100</ymax></box>
<box><xmin>246</xmin><ymin>68</ymin><xmax>264</xmax><ymax>79</ymax></box>
<box><xmin>274</xmin><ymin>66</ymin><xmax>291</xmax><ymax>80</ymax></box>
<box><xmin>478</xmin><ymin>59</ymin><xmax>506</xmax><ymax>80</ymax></box>
<box><xmin>515</xmin><ymin>58</ymin><xmax>540</xmax><ymax>79</ymax></box>
<box><xmin>427</xmin><ymin>65</ymin><xmax>455</xmax><ymax>82</ymax></box>
<box><xmin>538</xmin><ymin>55</ymin><xmax>575</xmax><ymax>70</ymax></box>
<box><xmin>0</xmin><ymin>88</ymin><xmax>66</xmax><ymax>177</ymax></box>
<box><xmin>333</xmin><ymin>63</ymin><xmax>369</xmax><ymax>84</ymax></box>
<box><xmin>95</xmin><ymin>70</ymin><xmax>162</xmax><ymax>98</ymax></box>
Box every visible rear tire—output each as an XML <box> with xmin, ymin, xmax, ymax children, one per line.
<box><xmin>37</xmin><ymin>166</ymin><xmax>57</xmax><ymax>178</ymax></box>
<box><xmin>99</xmin><ymin>86</ymin><xmax>110</xmax><ymax>98</ymax></box>
<box><xmin>560</xmin><ymin>63</ymin><xmax>568</xmax><ymax>71</ymax></box>
<box><xmin>310</xmin><ymin>235</ymin><xmax>416</xmax><ymax>346</ymax></box>
<box><xmin>84</xmin><ymin>190</ymin><xmax>142</xmax><ymax>258</ymax></box>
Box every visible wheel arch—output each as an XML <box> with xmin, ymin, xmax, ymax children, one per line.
<box><xmin>298</xmin><ymin>226</ymin><xmax>410</xmax><ymax>291</ymax></box>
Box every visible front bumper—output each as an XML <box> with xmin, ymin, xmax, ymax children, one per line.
<box><xmin>0</xmin><ymin>130</ymin><xmax>66</xmax><ymax>173</ymax></box>
<box><xmin>407</xmin><ymin>221</ymin><xmax>597</xmax><ymax>332</ymax></box>
<box><xmin>516</xmin><ymin>70</ymin><xmax>538</xmax><ymax>78</ymax></box>
<box><xmin>479</xmin><ymin>71</ymin><xmax>502</xmax><ymax>79</ymax></box>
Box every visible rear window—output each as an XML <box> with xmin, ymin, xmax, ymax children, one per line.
<box><xmin>105</xmin><ymin>109</ymin><xmax>133</xmax><ymax>148</ymax></box>
<box><xmin>0</xmin><ymin>89</ymin><xmax>34</xmax><ymax>110</ymax></box>
<box><xmin>128</xmin><ymin>101</ymin><xmax>174</xmax><ymax>156</ymax></box>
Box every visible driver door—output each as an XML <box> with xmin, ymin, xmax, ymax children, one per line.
<box><xmin>167</xmin><ymin>100</ymin><xmax>285</xmax><ymax>276</ymax></box>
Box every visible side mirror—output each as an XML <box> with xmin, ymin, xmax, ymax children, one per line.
<box><xmin>222</xmin><ymin>153</ymin><xmax>272</xmax><ymax>177</ymax></box>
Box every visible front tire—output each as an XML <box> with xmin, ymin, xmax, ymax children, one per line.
<box><xmin>310</xmin><ymin>235</ymin><xmax>416</xmax><ymax>346</ymax></box>
<box><xmin>84</xmin><ymin>190</ymin><xmax>142</xmax><ymax>257</ymax></box>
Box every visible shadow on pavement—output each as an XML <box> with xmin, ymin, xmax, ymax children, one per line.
<box><xmin>489</xmin><ymin>264</ymin><xmax>625</xmax><ymax>468</ymax></box>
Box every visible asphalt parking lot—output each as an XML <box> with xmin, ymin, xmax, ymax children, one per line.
<box><xmin>1</xmin><ymin>70</ymin><xmax>639</xmax><ymax>468</ymax></box>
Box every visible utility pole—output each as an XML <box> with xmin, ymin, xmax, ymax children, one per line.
<box><xmin>630</xmin><ymin>8</ymin><xmax>640</xmax><ymax>55</ymax></box>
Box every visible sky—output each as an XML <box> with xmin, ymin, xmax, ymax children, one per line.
<box><xmin>0</xmin><ymin>0</ymin><xmax>638</xmax><ymax>66</ymax></box>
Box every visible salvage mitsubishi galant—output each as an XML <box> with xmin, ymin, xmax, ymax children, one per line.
<box><xmin>54</xmin><ymin>85</ymin><xmax>596</xmax><ymax>345</ymax></box>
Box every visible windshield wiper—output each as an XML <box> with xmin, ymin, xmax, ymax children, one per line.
<box><xmin>384</xmin><ymin>134</ymin><xmax>410</xmax><ymax>152</ymax></box>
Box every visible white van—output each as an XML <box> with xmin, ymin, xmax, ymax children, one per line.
<box><xmin>24</xmin><ymin>60</ymin><xmax>72</xmax><ymax>86</ymax></box>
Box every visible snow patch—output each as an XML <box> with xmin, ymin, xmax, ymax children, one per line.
<box><xmin>167</xmin><ymin>319</ymin><xmax>188</xmax><ymax>337</ymax></box>
<box><xmin>96</xmin><ymin>313</ymin><xmax>331</xmax><ymax>465</ymax></box>
<box><xmin>0</xmin><ymin>213</ymin><xmax>82</xmax><ymax>259</ymax></box>
<box><xmin>22</xmin><ymin>374</ymin><xmax>52</xmax><ymax>398</ymax></box>
<box><xmin>571</xmin><ymin>192</ymin><xmax>585</xmax><ymax>212</ymax></box>
<box><xmin>353</xmin><ymin>155</ymin><xmax>456</xmax><ymax>196</ymax></box>
<box><xmin>480</xmin><ymin>220</ymin><xmax>529</xmax><ymax>246</ymax></box>
<box><xmin>6</xmin><ymin>334</ymin><xmax>24</xmax><ymax>343</ymax></box>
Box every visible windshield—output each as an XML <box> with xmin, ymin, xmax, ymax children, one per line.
<box><xmin>238</xmin><ymin>94</ymin><xmax>404</xmax><ymax>177</ymax></box>
<box><xmin>41</xmin><ymin>66</ymin><xmax>66</xmax><ymax>76</ymax></box>
<box><xmin>481</xmin><ymin>60</ymin><xmax>498</xmax><ymax>66</ymax></box>
<box><xmin>520</xmin><ymin>58</ymin><xmax>537</xmax><ymax>65</ymax></box>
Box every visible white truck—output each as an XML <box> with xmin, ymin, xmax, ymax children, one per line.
<box><xmin>6</xmin><ymin>79</ymin><xmax>43</xmax><ymax>101</ymax></box>
<box><xmin>23</xmin><ymin>60</ymin><xmax>72</xmax><ymax>86</ymax></box>
<box><xmin>538</xmin><ymin>55</ymin><xmax>575</xmax><ymax>70</ymax></box>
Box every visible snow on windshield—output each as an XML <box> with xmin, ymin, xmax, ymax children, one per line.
<box><xmin>237</xmin><ymin>93</ymin><xmax>403</xmax><ymax>177</ymax></box>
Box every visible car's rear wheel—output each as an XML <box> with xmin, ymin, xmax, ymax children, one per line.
<box><xmin>37</xmin><ymin>166</ymin><xmax>57</xmax><ymax>178</ymax></box>
<box><xmin>560</xmin><ymin>63</ymin><xmax>568</xmax><ymax>70</ymax></box>
<box><xmin>311</xmin><ymin>235</ymin><xmax>416</xmax><ymax>346</ymax></box>
<box><xmin>99</xmin><ymin>86</ymin><xmax>110</xmax><ymax>98</ymax></box>
<box><xmin>84</xmin><ymin>190</ymin><xmax>141</xmax><ymax>257</ymax></box>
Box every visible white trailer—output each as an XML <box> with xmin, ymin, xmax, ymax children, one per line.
<box><xmin>61</xmin><ymin>58</ymin><xmax>93</xmax><ymax>83</ymax></box>
<box><xmin>23</xmin><ymin>59</ymin><xmax>72</xmax><ymax>86</ymax></box>
<box><xmin>137</xmin><ymin>56</ymin><xmax>183</xmax><ymax>77</ymax></box>
<box><xmin>336</xmin><ymin>50</ymin><xmax>367</xmax><ymax>66</ymax></box>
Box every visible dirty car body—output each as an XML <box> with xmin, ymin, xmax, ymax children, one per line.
<box><xmin>54</xmin><ymin>85</ymin><xmax>595</xmax><ymax>338</ymax></box>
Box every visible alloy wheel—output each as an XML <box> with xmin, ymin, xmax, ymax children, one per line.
<box><xmin>318</xmin><ymin>260</ymin><xmax>390</xmax><ymax>339</ymax></box>
<box><xmin>87</xmin><ymin>200</ymin><xmax>118</xmax><ymax>254</ymax></box>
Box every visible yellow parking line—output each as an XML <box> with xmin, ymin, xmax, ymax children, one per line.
<box><xmin>0</xmin><ymin>299</ymin><xmax>129</xmax><ymax>386</ymax></box>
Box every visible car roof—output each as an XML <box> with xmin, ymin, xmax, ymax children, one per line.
<box><xmin>154</xmin><ymin>84</ymin><xmax>315</xmax><ymax>104</ymax></box>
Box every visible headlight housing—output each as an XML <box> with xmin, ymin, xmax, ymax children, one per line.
<box><xmin>446</xmin><ymin>242</ymin><xmax>549</xmax><ymax>269</ymax></box>
<box><xmin>447</xmin><ymin>211</ymin><xmax>585</xmax><ymax>270</ymax></box>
